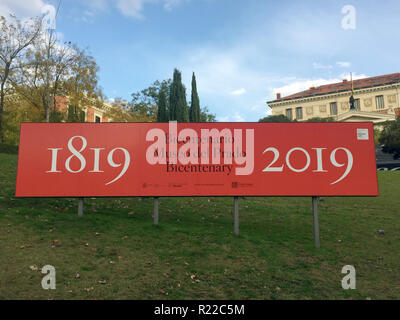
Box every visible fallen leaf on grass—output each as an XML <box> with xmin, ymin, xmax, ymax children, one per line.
<box><xmin>29</xmin><ymin>265</ymin><xmax>38</xmax><ymax>271</ymax></box>
<box><xmin>159</xmin><ymin>288</ymin><xmax>168</xmax><ymax>295</ymax></box>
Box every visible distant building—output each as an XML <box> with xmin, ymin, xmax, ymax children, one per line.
<box><xmin>55</xmin><ymin>96</ymin><xmax>113</xmax><ymax>122</ymax></box>
<box><xmin>267</xmin><ymin>73</ymin><xmax>400</xmax><ymax>127</ymax></box>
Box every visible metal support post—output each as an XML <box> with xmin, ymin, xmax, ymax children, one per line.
<box><xmin>312</xmin><ymin>196</ymin><xmax>320</xmax><ymax>248</ymax></box>
<box><xmin>154</xmin><ymin>197</ymin><xmax>159</xmax><ymax>225</ymax></box>
<box><xmin>234</xmin><ymin>196</ymin><xmax>239</xmax><ymax>236</ymax></box>
<box><xmin>78</xmin><ymin>197</ymin><xmax>84</xmax><ymax>217</ymax></box>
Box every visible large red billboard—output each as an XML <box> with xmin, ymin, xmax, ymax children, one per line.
<box><xmin>15</xmin><ymin>122</ymin><xmax>378</xmax><ymax>197</ymax></box>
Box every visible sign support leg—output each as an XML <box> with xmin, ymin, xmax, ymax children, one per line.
<box><xmin>78</xmin><ymin>197</ymin><xmax>84</xmax><ymax>217</ymax></box>
<box><xmin>312</xmin><ymin>196</ymin><xmax>320</xmax><ymax>248</ymax></box>
<box><xmin>234</xmin><ymin>196</ymin><xmax>239</xmax><ymax>236</ymax></box>
<box><xmin>154</xmin><ymin>197</ymin><xmax>159</xmax><ymax>225</ymax></box>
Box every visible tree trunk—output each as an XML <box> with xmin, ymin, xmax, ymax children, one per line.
<box><xmin>0</xmin><ymin>63</ymin><xmax>10</xmax><ymax>143</ymax></box>
<box><xmin>0</xmin><ymin>85</ymin><xmax>4</xmax><ymax>143</ymax></box>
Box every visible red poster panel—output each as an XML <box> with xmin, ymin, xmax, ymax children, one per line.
<box><xmin>15</xmin><ymin>122</ymin><xmax>378</xmax><ymax>197</ymax></box>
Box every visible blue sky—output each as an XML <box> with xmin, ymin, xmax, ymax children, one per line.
<box><xmin>1</xmin><ymin>0</ymin><xmax>400</xmax><ymax>121</ymax></box>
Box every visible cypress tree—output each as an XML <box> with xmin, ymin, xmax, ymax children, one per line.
<box><xmin>157</xmin><ymin>83</ymin><xmax>168</xmax><ymax>122</ymax></box>
<box><xmin>190</xmin><ymin>72</ymin><xmax>201</xmax><ymax>122</ymax></box>
<box><xmin>169</xmin><ymin>68</ymin><xmax>189</xmax><ymax>122</ymax></box>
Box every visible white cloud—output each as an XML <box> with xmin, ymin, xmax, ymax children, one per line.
<box><xmin>340</xmin><ymin>72</ymin><xmax>367</xmax><ymax>81</ymax></box>
<box><xmin>89</xmin><ymin>0</ymin><xmax>109</xmax><ymax>11</ymax></box>
<box><xmin>183</xmin><ymin>47</ymin><xmax>282</xmax><ymax>97</ymax></box>
<box><xmin>218</xmin><ymin>115</ymin><xmax>230</xmax><ymax>122</ymax></box>
<box><xmin>232</xmin><ymin>113</ymin><xmax>244</xmax><ymax>122</ymax></box>
<box><xmin>178</xmin><ymin>46</ymin><xmax>295</xmax><ymax>122</ymax></box>
<box><xmin>81</xmin><ymin>0</ymin><xmax>109</xmax><ymax>22</ymax></box>
<box><xmin>273</xmin><ymin>79</ymin><xmax>338</xmax><ymax>97</ymax></box>
<box><xmin>0</xmin><ymin>0</ymin><xmax>53</xmax><ymax>18</ymax></box>
<box><xmin>230</xmin><ymin>88</ymin><xmax>246</xmax><ymax>95</ymax></box>
<box><xmin>116</xmin><ymin>0</ymin><xmax>149</xmax><ymax>19</ymax></box>
<box><xmin>272</xmin><ymin>73</ymin><xmax>368</xmax><ymax>99</ymax></box>
<box><xmin>218</xmin><ymin>113</ymin><xmax>245</xmax><ymax>122</ymax></box>
<box><xmin>115</xmin><ymin>0</ymin><xmax>185</xmax><ymax>19</ymax></box>
<box><xmin>163</xmin><ymin>0</ymin><xmax>184</xmax><ymax>11</ymax></box>
<box><xmin>337</xmin><ymin>61</ymin><xmax>351</xmax><ymax>68</ymax></box>
<box><xmin>313</xmin><ymin>62</ymin><xmax>333</xmax><ymax>70</ymax></box>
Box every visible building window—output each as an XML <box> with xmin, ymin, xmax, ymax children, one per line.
<box><xmin>330</xmin><ymin>102</ymin><xmax>338</xmax><ymax>115</ymax></box>
<box><xmin>296</xmin><ymin>107</ymin><xmax>303</xmax><ymax>120</ymax></box>
<box><xmin>285</xmin><ymin>108</ymin><xmax>293</xmax><ymax>120</ymax></box>
<box><xmin>95</xmin><ymin>116</ymin><xmax>101</xmax><ymax>123</ymax></box>
<box><xmin>376</xmin><ymin>95</ymin><xmax>384</xmax><ymax>109</ymax></box>
<box><xmin>354</xmin><ymin>99</ymin><xmax>360</xmax><ymax>110</ymax></box>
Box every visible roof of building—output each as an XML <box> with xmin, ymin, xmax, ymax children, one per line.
<box><xmin>268</xmin><ymin>72</ymin><xmax>400</xmax><ymax>103</ymax></box>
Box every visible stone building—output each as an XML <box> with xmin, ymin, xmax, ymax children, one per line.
<box><xmin>55</xmin><ymin>96</ymin><xmax>113</xmax><ymax>122</ymax></box>
<box><xmin>267</xmin><ymin>73</ymin><xmax>400</xmax><ymax>127</ymax></box>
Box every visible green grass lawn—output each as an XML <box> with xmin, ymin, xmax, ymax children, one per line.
<box><xmin>0</xmin><ymin>152</ymin><xmax>399</xmax><ymax>300</ymax></box>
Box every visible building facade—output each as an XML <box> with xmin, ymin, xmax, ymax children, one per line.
<box><xmin>55</xmin><ymin>96</ymin><xmax>113</xmax><ymax>122</ymax></box>
<box><xmin>267</xmin><ymin>73</ymin><xmax>400</xmax><ymax>127</ymax></box>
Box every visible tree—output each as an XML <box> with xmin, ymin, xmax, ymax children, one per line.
<box><xmin>12</xmin><ymin>34</ymin><xmax>102</xmax><ymax>123</ymax></box>
<box><xmin>130</xmin><ymin>79</ymin><xmax>171</xmax><ymax>122</ymax></box>
<box><xmin>189</xmin><ymin>72</ymin><xmax>200</xmax><ymax>122</ymax></box>
<box><xmin>379</xmin><ymin>117</ymin><xmax>400</xmax><ymax>159</ymax></box>
<box><xmin>67</xmin><ymin>105</ymin><xmax>85</xmax><ymax>122</ymax></box>
<box><xmin>104</xmin><ymin>98</ymin><xmax>137</xmax><ymax>122</ymax></box>
<box><xmin>0</xmin><ymin>14</ymin><xmax>42</xmax><ymax>142</ymax></box>
<box><xmin>63</xmin><ymin>46</ymin><xmax>104</xmax><ymax>121</ymax></box>
<box><xmin>156</xmin><ymin>82</ymin><xmax>168</xmax><ymax>122</ymax></box>
<box><xmin>258</xmin><ymin>115</ymin><xmax>291</xmax><ymax>123</ymax></box>
<box><xmin>306</xmin><ymin>117</ymin><xmax>335</xmax><ymax>122</ymax></box>
<box><xmin>200</xmin><ymin>106</ymin><xmax>216</xmax><ymax>122</ymax></box>
<box><xmin>128</xmin><ymin>72</ymin><xmax>215</xmax><ymax>123</ymax></box>
<box><xmin>169</xmin><ymin>68</ymin><xmax>189</xmax><ymax>122</ymax></box>
<box><xmin>2</xmin><ymin>94</ymin><xmax>43</xmax><ymax>144</ymax></box>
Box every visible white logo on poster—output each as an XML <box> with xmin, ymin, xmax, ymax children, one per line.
<box><xmin>357</xmin><ymin>129</ymin><xmax>369</xmax><ymax>140</ymax></box>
